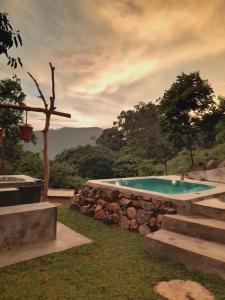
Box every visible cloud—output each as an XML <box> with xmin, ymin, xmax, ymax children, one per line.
<box><xmin>1</xmin><ymin>0</ymin><xmax>225</xmax><ymax>130</ymax></box>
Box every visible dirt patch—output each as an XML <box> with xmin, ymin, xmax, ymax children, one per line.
<box><xmin>155</xmin><ymin>279</ymin><xmax>215</xmax><ymax>300</ymax></box>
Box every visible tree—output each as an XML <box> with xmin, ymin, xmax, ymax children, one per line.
<box><xmin>0</xmin><ymin>77</ymin><xmax>25</xmax><ymax>159</ymax></box>
<box><xmin>0</xmin><ymin>11</ymin><xmax>23</xmax><ymax>68</ymax></box>
<box><xmin>160</xmin><ymin>71</ymin><xmax>215</xmax><ymax>168</ymax></box>
<box><xmin>112</xmin><ymin>155</ymin><xmax>139</xmax><ymax>178</ymax></box>
<box><xmin>96</xmin><ymin>127</ymin><xmax>124</xmax><ymax>151</ymax></box>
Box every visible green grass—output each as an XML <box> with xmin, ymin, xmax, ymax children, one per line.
<box><xmin>0</xmin><ymin>206</ymin><xmax>224</xmax><ymax>300</ymax></box>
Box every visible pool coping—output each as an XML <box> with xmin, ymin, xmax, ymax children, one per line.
<box><xmin>87</xmin><ymin>175</ymin><xmax>225</xmax><ymax>204</ymax></box>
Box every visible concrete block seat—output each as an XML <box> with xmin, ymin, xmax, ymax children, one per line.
<box><xmin>0</xmin><ymin>202</ymin><xmax>92</xmax><ymax>267</ymax></box>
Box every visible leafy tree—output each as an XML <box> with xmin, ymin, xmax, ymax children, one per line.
<box><xmin>96</xmin><ymin>127</ymin><xmax>125</xmax><ymax>151</ymax></box>
<box><xmin>160</xmin><ymin>71</ymin><xmax>215</xmax><ymax>168</ymax></box>
<box><xmin>0</xmin><ymin>77</ymin><xmax>26</xmax><ymax>159</ymax></box>
<box><xmin>0</xmin><ymin>11</ymin><xmax>22</xmax><ymax>68</ymax></box>
<box><xmin>49</xmin><ymin>161</ymin><xmax>84</xmax><ymax>189</ymax></box>
<box><xmin>55</xmin><ymin>145</ymin><xmax>116</xmax><ymax>179</ymax></box>
<box><xmin>113</xmin><ymin>155</ymin><xmax>139</xmax><ymax>178</ymax></box>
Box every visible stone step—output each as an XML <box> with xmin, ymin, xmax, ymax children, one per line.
<box><xmin>0</xmin><ymin>202</ymin><xmax>57</xmax><ymax>251</ymax></box>
<box><xmin>162</xmin><ymin>214</ymin><xmax>225</xmax><ymax>244</ymax></box>
<box><xmin>144</xmin><ymin>229</ymin><xmax>225</xmax><ymax>279</ymax></box>
<box><xmin>192</xmin><ymin>198</ymin><xmax>225</xmax><ymax>221</ymax></box>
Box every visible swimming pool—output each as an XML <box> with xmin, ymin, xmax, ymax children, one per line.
<box><xmin>103</xmin><ymin>177</ymin><xmax>214</xmax><ymax>195</ymax></box>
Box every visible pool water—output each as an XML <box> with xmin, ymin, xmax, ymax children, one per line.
<box><xmin>104</xmin><ymin>178</ymin><xmax>214</xmax><ymax>195</ymax></box>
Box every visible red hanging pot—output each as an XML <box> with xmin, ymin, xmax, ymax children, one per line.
<box><xmin>0</xmin><ymin>128</ymin><xmax>3</xmax><ymax>143</ymax></box>
<box><xmin>19</xmin><ymin>124</ymin><xmax>33</xmax><ymax>141</ymax></box>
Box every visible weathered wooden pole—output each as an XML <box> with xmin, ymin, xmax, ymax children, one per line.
<box><xmin>28</xmin><ymin>63</ymin><xmax>70</xmax><ymax>200</ymax></box>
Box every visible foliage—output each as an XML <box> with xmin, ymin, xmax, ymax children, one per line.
<box><xmin>138</xmin><ymin>160</ymin><xmax>164</xmax><ymax>176</ymax></box>
<box><xmin>113</xmin><ymin>155</ymin><xmax>139</xmax><ymax>178</ymax></box>
<box><xmin>160</xmin><ymin>71</ymin><xmax>215</xmax><ymax>167</ymax></box>
<box><xmin>55</xmin><ymin>145</ymin><xmax>116</xmax><ymax>180</ymax></box>
<box><xmin>0</xmin><ymin>77</ymin><xmax>26</xmax><ymax>156</ymax></box>
<box><xmin>96</xmin><ymin>127</ymin><xmax>124</xmax><ymax>151</ymax></box>
<box><xmin>0</xmin><ymin>11</ymin><xmax>23</xmax><ymax>68</ymax></box>
<box><xmin>13</xmin><ymin>151</ymin><xmax>44</xmax><ymax>178</ymax></box>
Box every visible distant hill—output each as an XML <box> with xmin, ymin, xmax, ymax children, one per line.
<box><xmin>24</xmin><ymin>127</ymin><xmax>103</xmax><ymax>159</ymax></box>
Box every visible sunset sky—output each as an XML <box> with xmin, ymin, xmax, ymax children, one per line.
<box><xmin>1</xmin><ymin>0</ymin><xmax>225</xmax><ymax>130</ymax></box>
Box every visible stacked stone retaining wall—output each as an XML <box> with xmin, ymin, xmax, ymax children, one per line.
<box><xmin>71</xmin><ymin>185</ymin><xmax>177</xmax><ymax>234</ymax></box>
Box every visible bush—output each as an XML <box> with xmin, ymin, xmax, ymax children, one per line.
<box><xmin>138</xmin><ymin>160</ymin><xmax>164</xmax><ymax>176</ymax></box>
<box><xmin>113</xmin><ymin>155</ymin><xmax>139</xmax><ymax>178</ymax></box>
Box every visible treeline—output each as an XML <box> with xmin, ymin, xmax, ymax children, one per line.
<box><xmin>97</xmin><ymin>71</ymin><xmax>225</xmax><ymax>173</ymax></box>
<box><xmin>2</xmin><ymin>71</ymin><xmax>225</xmax><ymax>189</ymax></box>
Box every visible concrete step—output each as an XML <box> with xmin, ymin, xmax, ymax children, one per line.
<box><xmin>192</xmin><ymin>198</ymin><xmax>225</xmax><ymax>221</ymax></box>
<box><xmin>0</xmin><ymin>202</ymin><xmax>57</xmax><ymax>251</ymax></box>
<box><xmin>144</xmin><ymin>229</ymin><xmax>225</xmax><ymax>279</ymax></box>
<box><xmin>162</xmin><ymin>214</ymin><xmax>225</xmax><ymax>244</ymax></box>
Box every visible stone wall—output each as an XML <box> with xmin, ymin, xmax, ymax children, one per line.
<box><xmin>71</xmin><ymin>185</ymin><xmax>177</xmax><ymax>235</ymax></box>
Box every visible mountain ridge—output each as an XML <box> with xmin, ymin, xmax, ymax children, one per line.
<box><xmin>24</xmin><ymin>127</ymin><xmax>103</xmax><ymax>159</ymax></box>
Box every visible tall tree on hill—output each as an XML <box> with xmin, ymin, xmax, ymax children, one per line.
<box><xmin>159</xmin><ymin>71</ymin><xmax>215</xmax><ymax>168</ymax></box>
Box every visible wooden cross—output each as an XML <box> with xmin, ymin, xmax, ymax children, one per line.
<box><xmin>0</xmin><ymin>62</ymin><xmax>71</xmax><ymax>200</ymax></box>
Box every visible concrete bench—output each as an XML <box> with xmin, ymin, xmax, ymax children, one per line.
<box><xmin>0</xmin><ymin>202</ymin><xmax>57</xmax><ymax>251</ymax></box>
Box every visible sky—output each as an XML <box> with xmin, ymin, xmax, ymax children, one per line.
<box><xmin>1</xmin><ymin>0</ymin><xmax>225</xmax><ymax>130</ymax></box>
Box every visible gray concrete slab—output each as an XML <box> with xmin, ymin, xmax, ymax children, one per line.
<box><xmin>0</xmin><ymin>222</ymin><xmax>92</xmax><ymax>268</ymax></box>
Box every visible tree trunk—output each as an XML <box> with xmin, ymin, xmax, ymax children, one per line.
<box><xmin>187</xmin><ymin>132</ymin><xmax>194</xmax><ymax>168</ymax></box>
<box><xmin>42</xmin><ymin>113</ymin><xmax>51</xmax><ymax>201</ymax></box>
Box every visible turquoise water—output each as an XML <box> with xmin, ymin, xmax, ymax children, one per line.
<box><xmin>104</xmin><ymin>178</ymin><xmax>214</xmax><ymax>195</ymax></box>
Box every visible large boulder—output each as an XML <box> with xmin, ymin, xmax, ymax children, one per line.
<box><xmin>126</xmin><ymin>207</ymin><xmax>137</xmax><ymax>219</ymax></box>
<box><xmin>108</xmin><ymin>202</ymin><xmax>120</xmax><ymax>213</ymax></box>
<box><xmin>138</xmin><ymin>224</ymin><xmax>151</xmax><ymax>235</ymax></box>
<box><xmin>136</xmin><ymin>209</ymin><xmax>150</xmax><ymax>224</ymax></box>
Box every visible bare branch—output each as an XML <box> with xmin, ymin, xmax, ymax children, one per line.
<box><xmin>28</xmin><ymin>72</ymin><xmax>48</xmax><ymax>108</ymax></box>
<box><xmin>49</xmin><ymin>62</ymin><xmax>55</xmax><ymax>110</ymax></box>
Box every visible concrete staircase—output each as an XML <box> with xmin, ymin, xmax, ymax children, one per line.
<box><xmin>144</xmin><ymin>198</ymin><xmax>225</xmax><ymax>279</ymax></box>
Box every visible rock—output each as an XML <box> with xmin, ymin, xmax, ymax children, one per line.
<box><xmin>95</xmin><ymin>209</ymin><xmax>106</xmax><ymax>221</ymax></box>
<box><xmin>140</xmin><ymin>200</ymin><xmax>154</xmax><ymax>211</ymax></box>
<box><xmin>206</xmin><ymin>159</ymin><xmax>217</xmax><ymax>170</ymax></box>
<box><xmin>131</xmin><ymin>200</ymin><xmax>141</xmax><ymax>208</ymax></box>
<box><xmin>157</xmin><ymin>214</ymin><xmax>164</xmax><ymax>225</ymax></box>
<box><xmin>109</xmin><ymin>190</ymin><xmax>120</xmax><ymax>202</ymax></box>
<box><xmin>97</xmin><ymin>199</ymin><xmax>106</xmax><ymax>208</ymax></box>
<box><xmin>155</xmin><ymin>279</ymin><xmax>215</xmax><ymax>300</ymax></box>
<box><xmin>149</xmin><ymin>217</ymin><xmax>158</xmax><ymax>232</ymax></box>
<box><xmin>119</xmin><ymin>197</ymin><xmax>131</xmax><ymax>207</ymax></box>
<box><xmin>108</xmin><ymin>202</ymin><xmax>120</xmax><ymax>213</ymax></box>
<box><xmin>118</xmin><ymin>209</ymin><xmax>125</xmax><ymax>217</ymax></box>
<box><xmin>159</xmin><ymin>206</ymin><xmax>176</xmax><ymax>214</ymax></box>
<box><xmin>111</xmin><ymin>213</ymin><xmax>119</xmax><ymax>224</ymax></box>
<box><xmin>126</xmin><ymin>207</ymin><xmax>137</xmax><ymax>219</ymax></box>
<box><xmin>138</xmin><ymin>224</ymin><xmax>151</xmax><ymax>235</ymax></box>
<box><xmin>85</xmin><ymin>197</ymin><xmax>96</xmax><ymax>205</ymax></box>
<box><xmin>72</xmin><ymin>194</ymin><xmax>80</xmax><ymax>203</ymax></box>
<box><xmin>119</xmin><ymin>216</ymin><xmax>130</xmax><ymax>229</ymax></box>
<box><xmin>80</xmin><ymin>205</ymin><xmax>89</xmax><ymax>215</ymax></box>
<box><xmin>136</xmin><ymin>210</ymin><xmax>150</xmax><ymax>224</ymax></box>
<box><xmin>218</xmin><ymin>160</ymin><xmax>225</xmax><ymax>168</ymax></box>
<box><xmin>95</xmin><ymin>205</ymin><xmax>102</xmax><ymax>212</ymax></box>
<box><xmin>86</xmin><ymin>207</ymin><xmax>95</xmax><ymax>217</ymax></box>
<box><xmin>129</xmin><ymin>219</ymin><xmax>138</xmax><ymax>231</ymax></box>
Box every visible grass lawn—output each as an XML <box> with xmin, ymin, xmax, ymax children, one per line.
<box><xmin>0</xmin><ymin>206</ymin><xmax>224</xmax><ymax>300</ymax></box>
